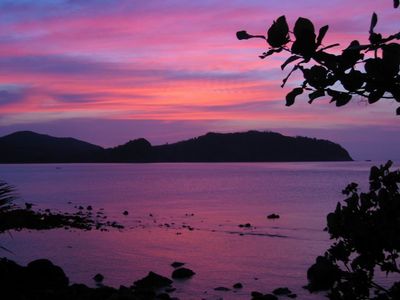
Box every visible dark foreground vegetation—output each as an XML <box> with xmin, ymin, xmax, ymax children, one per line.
<box><xmin>0</xmin><ymin>130</ymin><xmax>352</xmax><ymax>163</ymax></box>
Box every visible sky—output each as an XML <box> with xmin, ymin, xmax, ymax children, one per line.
<box><xmin>0</xmin><ymin>0</ymin><xmax>398</xmax><ymax>160</ymax></box>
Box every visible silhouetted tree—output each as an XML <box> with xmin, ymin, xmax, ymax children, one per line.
<box><xmin>237</xmin><ymin>1</ymin><xmax>399</xmax><ymax>114</ymax></box>
<box><xmin>307</xmin><ymin>161</ymin><xmax>400</xmax><ymax>299</ymax></box>
<box><xmin>237</xmin><ymin>1</ymin><xmax>400</xmax><ymax>299</ymax></box>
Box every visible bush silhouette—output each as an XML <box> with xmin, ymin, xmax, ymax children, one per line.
<box><xmin>308</xmin><ymin>161</ymin><xmax>400</xmax><ymax>299</ymax></box>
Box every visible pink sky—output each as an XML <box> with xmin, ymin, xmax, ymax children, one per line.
<box><xmin>0</xmin><ymin>0</ymin><xmax>398</xmax><ymax>160</ymax></box>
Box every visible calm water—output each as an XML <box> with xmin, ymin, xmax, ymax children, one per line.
<box><xmin>0</xmin><ymin>162</ymin><xmax>383</xmax><ymax>299</ymax></box>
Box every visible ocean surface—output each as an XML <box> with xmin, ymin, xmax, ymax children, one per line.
<box><xmin>0</xmin><ymin>162</ymin><xmax>388</xmax><ymax>299</ymax></box>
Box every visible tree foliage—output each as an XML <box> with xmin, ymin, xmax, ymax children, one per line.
<box><xmin>236</xmin><ymin>2</ymin><xmax>400</xmax><ymax>114</ymax></box>
<box><xmin>307</xmin><ymin>161</ymin><xmax>400</xmax><ymax>299</ymax></box>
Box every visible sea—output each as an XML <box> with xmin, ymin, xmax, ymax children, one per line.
<box><xmin>0</xmin><ymin>162</ymin><xmax>392</xmax><ymax>299</ymax></box>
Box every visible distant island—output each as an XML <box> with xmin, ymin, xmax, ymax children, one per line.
<box><xmin>0</xmin><ymin>130</ymin><xmax>352</xmax><ymax>163</ymax></box>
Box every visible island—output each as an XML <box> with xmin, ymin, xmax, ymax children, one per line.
<box><xmin>0</xmin><ymin>130</ymin><xmax>352</xmax><ymax>163</ymax></box>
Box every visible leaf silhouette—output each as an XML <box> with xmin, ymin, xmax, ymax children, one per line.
<box><xmin>236</xmin><ymin>31</ymin><xmax>253</xmax><ymax>40</ymax></box>
<box><xmin>316</xmin><ymin>25</ymin><xmax>329</xmax><ymax>47</ymax></box>
<box><xmin>394</xmin><ymin>0</ymin><xmax>399</xmax><ymax>8</ymax></box>
<box><xmin>281</xmin><ymin>55</ymin><xmax>302</xmax><ymax>70</ymax></box>
<box><xmin>286</xmin><ymin>88</ymin><xmax>303</xmax><ymax>106</ymax></box>
<box><xmin>308</xmin><ymin>90</ymin><xmax>325</xmax><ymax>103</ymax></box>
<box><xmin>267</xmin><ymin>15</ymin><xmax>290</xmax><ymax>48</ymax></box>
<box><xmin>369</xmin><ymin>13</ymin><xmax>378</xmax><ymax>34</ymax></box>
<box><xmin>327</xmin><ymin>89</ymin><xmax>352</xmax><ymax>107</ymax></box>
<box><xmin>397</xmin><ymin>107</ymin><xmax>400</xmax><ymax>115</ymax></box>
<box><xmin>293</xmin><ymin>17</ymin><xmax>315</xmax><ymax>38</ymax></box>
<box><xmin>259</xmin><ymin>48</ymin><xmax>282</xmax><ymax>59</ymax></box>
<box><xmin>368</xmin><ymin>89</ymin><xmax>385</xmax><ymax>104</ymax></box>
<box><xmin>292</xmin><ymin>18</ymin><xmax>317</xmax><ymax>58</ymax></box>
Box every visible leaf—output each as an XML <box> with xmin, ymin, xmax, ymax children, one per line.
<box><xmin>236</xmin><ymin>31</ymin><xmax>267</xmax><ymax>41</ymax></box>
<box><xmin>308</xmin><ymin>90</ymin><xmax>325</xmax><ymax>103</ymax></box>
<box><xmin>368</xmin><ymin>89</ymin><xmax>385</xmax><ymax>104</ymax></box>
<box><xmin>281</xmin><ymin>65</ymin><xmax>299</xmax><ymax>88</ymax></box>
<box><xmin>394</xmin><ymin>0</ymin><xmax>399</xmax><ymax>8</ymax></box>
<box><xmin>335</xmin><ymin>94</ymin><xmax>352</xmax><ymax>107</ymax></box>
<box><xmin>259</xmin><ymin>48</ymin><xmax>282</xmax><ymax>59</ymax></box>
<box><xmin>303</xmin><ymin>66</ymin><xmax>329</xmax><ymax>89</ymax></box>
<box><xmin>316</xmin><ymin>25</ymin><xmax>329</xmax><ymax>47</ymax></box>
<box><xmin>341</xmin><ymin>70</ymin><xmax>364</xmax><ymax>92</ymax></box>
<box><xmin>236</xmin><ymin>31</ymin><xmax>253</xmax><ymax>40</ymax></box>
<box><xmin>327</xmin><ymin>89</ymin><xmax>352</xmax><ymax>107</ymax></box>
<box><xmin>281</xmin><ymin>55</ymin><xmax>302</xmax><ymax>70</ymax></box>
<box><xmin>267</xmin><ymin>15</ymin><xmax>290</xmax><ymax>48</ymax></box>
<box><xmin>236</xmin><ymin>31</ymin><xmax>266</xmax><ymax>40</ymax></box>
<box><xmin>286</xmin><ymin>88</ymin><xmax>303</xmax><ymax>106</ymax></box>
<box><xmin>369</xmin><ymin>32</ymin><xmax>382</xmax><ymax>44</ymax></box>
<box><xmin>293</xmin><ymin>17</ymin><xmax>315</xmax><ymax>38</ymax></box>
<box><xmin>292</xmin><ymin>17</ymin><xmax>317</xmax><ymax>58</ymax></box>
<box><xmin>369</xmin><ymin>12</ymin><xmax>378</xmax><ymax>34</ymax></box>
<box><xmin>382</xmin><ymin>43</ymin><xmax>400</xmax><ymax>76</ymax></box>
<box><xmin>390</xmin><ymin>85</ymin><xmax>400</xmax><ymax>102</ymax></box>
<box><xmin>320</xmin><ymin>43</ymin><xmax>340</xmax><ymax>51</ymax></box>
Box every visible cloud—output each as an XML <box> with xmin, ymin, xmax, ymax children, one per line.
<box><xmin>0</xmin><ymin>84</ymin><xmax>31</xmax><ymax>106</ymax></box>
<box><xmin>0</xmin><ymin>0</ymin><xmax>397</xmax><ymax>160</ymax></box>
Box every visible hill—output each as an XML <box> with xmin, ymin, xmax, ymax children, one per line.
<box><xmin>0</xmin><ymin>131</ymin><xmax>104</xmax><ymax>163</ymax></box>
<box><xmin>152</xmin><ymin>131</ymin><xmax>352</xmax><ymax>162</ymax></box>
<box><xmin>0</xmin><ymin>130</ymin><xmax>352</xmax><ymax>163</ymax></box>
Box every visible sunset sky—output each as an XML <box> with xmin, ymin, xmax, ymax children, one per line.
<box><xmin>0</xmin><ymin>0</ymin><xmax>398</xmax><ymax>160</ymax></box>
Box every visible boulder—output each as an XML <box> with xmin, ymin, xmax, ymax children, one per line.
<box><xmin>267</xmin><ymin>214</ymin><xmax>280</xmax><ymax>219</ymax></box>
<box><xmin>133</xmin><ymin>271</ymin><xmax>173</xmax><ymax>290</ymax></box>
<box><xmin>170</xmin><ymin>262</ymin><xmax>185</xmax><ymax>268</ymax></box>
<box><xmin>233</xmin><ymin>282</ymin><xmax>243</xmax><ymax>289</ymax></box>
<box><xmin>26</xmin><ymin>259</ymin><xmax>69</xmax><ymax>290</ymax></box>
<box><xmin>171</xmin><ymin>268</ymin><xmax>195</xmax><ymax>279</ymax></box>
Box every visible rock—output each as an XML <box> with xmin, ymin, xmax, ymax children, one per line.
<box><xmin>214</xmin><ymin>286</ymin><xmax>230</xmax><ymax>291</ymax></box>
<box><xmin>0</xmin><ymin>258</ymin><xmax>25</xmax><ymax>289</ymax></box>
<box><xmin>133</xmin><ymin>271</ymin><xmax>173</xmax><ymax>289</ymax></box>
<box><xmin>171</xmin><ymin>262</ymin><xmax>185</xmax><ymax>268</ymax></box>
<box><xmin>123</xmin><ymin>210</ymin><xmax>129</xmax><ymax>216</ymax></box>
<box><xmin>262</xmin><ymin>295</ymin><xmax>278</xmax><ymax>300</ymax></box>
<box><xmin>272</xmin><ymin>287</ymin><xmax>291</xmax><ymax>295</ymax></box>
<box><xmin>251</xmin><ymin>291</ymin><xmax>264</xmax><ymax>298</ymax></box>
<box><xmin>87</xmin><ymin>205</ymin><xmax>93</xmax><ymax>211</ymax></box>
<box><xmin>171</xmin><ymin>267</ymin><xmax>195</xmax><ymax>279</ymax></box>
<box><xmin>238</xmin><ymin>223</ymin><xmax>252</xmax><ymax>228</ymax></box>
<box><xmin>93</xmin><ymin>273</ymin><xmax>104</xmax><ymax>283</ymax></box>
<box><xmin>267</xmin><ymin>213</ymin><xmax>280</xmax><ymax>219</ymax></box>
<box><xmin>26</xmin><ymin>259</ymin><xmax>69</xmax><ymax>289</ymax></box>
<box><xmin>251</xmin><ymin>292</ymin><xmax>278</xmax><ymax>300</ymax></box>
<box><xmin>233</xmin><ymin>282</ymin><xmax>243</xmax><ymax>289</ymax></box>
<box><xmin>288</xmin><ymin>294</ymin><xmax>297</xmax><ymax>298</ymax></box>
